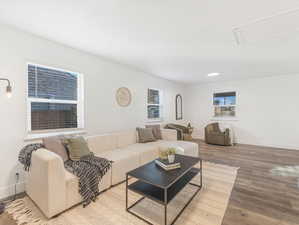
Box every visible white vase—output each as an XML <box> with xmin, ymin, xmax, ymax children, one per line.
<box><xmin>168</xmin><ymin>154</ymin><xmax>175</xmax><ymax>163</ymax></box>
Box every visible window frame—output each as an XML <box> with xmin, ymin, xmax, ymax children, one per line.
<box><xmin>212</xmin><ymin>91</ymin><xmax>237</xmax><ymax>120</ymax></box>
<box><xmin>147</xmin><ymin>88</ymin><xmax>163</xmax><ymax>122</ymax></box>
<box><xmin>26</xmin><ymin>63</ymin><xmax>85</xmax><ymax>134</ymax></box>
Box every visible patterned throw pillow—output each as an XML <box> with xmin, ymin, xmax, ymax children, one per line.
<box><xmin>64</xmin><ymin>136</ymin><xmax>91</xmax><ymax>161</ymax></box>
<box><xmin>136</xmin><ymin>127</ymin><xmax>156</xmax><ymax>143</ymax></box>
<box><xmin>145</xmin><ymin>124</ymin><xmax>162</xmax><ymax>140</ymax></box>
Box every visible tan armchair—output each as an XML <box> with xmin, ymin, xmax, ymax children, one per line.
<box><xmin>205</xmin><ymin>123</ymin><xmax>231</xmax><ymax>146</ymax></box>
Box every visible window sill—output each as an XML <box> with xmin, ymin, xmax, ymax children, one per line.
<box><xmin>211</xmin><ymin>117</ymin><xmax>239</xmax><ymax>121</ymax></box>
<box><xmin>146</xmin><ymin>119</ymin><xmax>164</xmax><ymax>123</ymax></box>
<box><xmin>24</xmin><ymin>129</ymin><xmax>87</xmax><ymax>141</ymax></box>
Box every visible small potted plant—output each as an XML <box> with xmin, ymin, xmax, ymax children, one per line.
<box><xmin>167</xmin><ymin>148</ymin><xmax>176</xmax><ymax>163</ymax></box>
<box><xmin>159</xmin><ymin>150</ymin><xmax>168</xmax><ymax>161</ymax></box>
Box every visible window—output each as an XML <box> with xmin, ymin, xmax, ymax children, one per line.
<box><xmin>27</xmin><ymin>64</ymin><xmax>84</xmax><ymax>132</ymax></box>
<box><xmin>147</xmin><ymin>88</ymin><xmax>163</xmax><ymax>120</ymax></box>
<box><xmin>213</xmin><ymin>92</ymin><xmax>236</xmax><ymax>117</ymax></box>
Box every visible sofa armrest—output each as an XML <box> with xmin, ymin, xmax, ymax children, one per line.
<box><xmin>161</xmin><ymin>128</ymin><xmax>177</xmax><ymax>141</ymax></box>
<box><xmin>26</xmin><ymin>148</ymin><xmax>66</xmax><ymax>218</ymax></box>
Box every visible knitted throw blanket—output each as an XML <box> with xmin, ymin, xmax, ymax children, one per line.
<box><xmin>64</xmin><ymin>154</ymin><xmax>112</xmax><ymax>207</ymax></box>
<box><xmin>18</xmin><ymin>143</ymin><xmax>44</xmax><ymax>171</ymax></box>
<box><xmin>18</xmin><ymin>144</ymin><xmax>112</xmax><ymax>207</ymax></box>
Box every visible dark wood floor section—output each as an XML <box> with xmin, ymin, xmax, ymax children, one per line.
<box><xmin>195</xmin><ymin>140</ymin><xmax>299</xmax><ymax>225</ymax></box>
<box><xmin>1</xmin><ymin>140</ymin><xmax>299</xmax><ymax>225</ymax></box>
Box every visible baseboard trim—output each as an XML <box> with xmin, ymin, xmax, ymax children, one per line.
<box><xmin>236</xmin><ymin>142</ymin><xmax>299</xmax><ymax>151</ymax></box>
<box><xmin>0</xmin><ymin>182</ymin><xmax>25</xmax><ymax>200</ymax></box>
<box><xmin>195</xmin><ymin>138</ymin><xmax>299</xmax><ymax>151</ymax></box>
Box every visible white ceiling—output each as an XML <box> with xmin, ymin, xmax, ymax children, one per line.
<box><xmin>1</xmin><ymin>0</ymin><xmax>299</xmax><ymax>84</ymax></box>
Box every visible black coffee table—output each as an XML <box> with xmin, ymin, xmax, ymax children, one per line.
<box><xmin>126</xmin><ymin>154</ymin><xmax>202</xmax><ymax>225</ymax></box>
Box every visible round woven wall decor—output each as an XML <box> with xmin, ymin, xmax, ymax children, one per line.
<box><xmin>116</xmin><ymin>87</ymin><xmax>132</xmax><ymax>107</ymax></box>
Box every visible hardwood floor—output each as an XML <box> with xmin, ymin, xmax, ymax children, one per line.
<box><xmin>196</xmin><ymin>140</ymin><xmax>299</xmax><ymax>225</ymax></box>
<box><xmin>0</xmin><ymin>213</ymin><xmax>14</xmax><ymax>225</ymax></box>
<box><xmin>1</xmin><ymin>140</ymin><xmax>299</xmax><ymax>225</ymax></box>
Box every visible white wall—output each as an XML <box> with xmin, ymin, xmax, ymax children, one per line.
<box><xmin>185</xmin><ymin>75</ymin><xmax>299</xmax><ymax>150</ymax></box>
<box><xmin>0</xmin><ymin>23</ymin><xmax>186</xmax><ymax>199</ymax></box>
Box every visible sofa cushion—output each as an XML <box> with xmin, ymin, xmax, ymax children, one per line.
<box><xmin>120</xmin><ymin>143</ymin><xmax>159</xmax><ymax>165</ymax></box>
<box><xmin>116</xmin><ymin>130</ymin><xmax>137</xmax><ymax>148</ymax></box>
<box><xmin>98</xmin><ymin>148</ymin><xmax>138</xmax><ymax>162</ymax></box>
<box><xmin>156</xmin><ymin>140</ymin><xmax>199</xmax><ymax>157</ymax></box>
<box><xmin>97</xmin><ymin>149</ymin><xmax>140</xmax><ymax>185</ymax></box>
<box><xmin>146</xmin><ymin>124</ymin><xmax>162</xmax><ymax>139</ymax></box>
<box><xmin>119</xmin><ymin>143</ymin><xmax>158</xmax><ymax>154</ymax></box>
<box><xmin>87</xmin><ymin>134</ymin><xmax>117</xmax><ymax>154</ymax></box>
<box><xmin>136</xmin><ymin>127</ymin><xmax>156</xmax><ymax>143</ymax></box>
<box><xmin>43</xmin><ymin>137</ymin><xmax>69</xmax><ymax>162</ymax></box>
<box><xmin>65</xmin><ymin>169</ymin><xmax>111</xmax><ymax>208</ymax></box>
<box><xmin>64</xmin><ymin>137</ymin><xmax>91</xmax><ymax>161</ymax></box>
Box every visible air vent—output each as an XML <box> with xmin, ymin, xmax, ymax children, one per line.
<box><xmin>233</xmin><ymin>9</ymin><xmax>299</xmax><ymax>44</ymax></box>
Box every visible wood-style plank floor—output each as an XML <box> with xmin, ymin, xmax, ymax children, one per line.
<box><xmin>196</xmin><ymin>140</ymin><xmax>299</xmax><ymax>225</ymax></box>
<box><xmin>1</xmin><ymin>140</ymin><xmax>299</xmax><ymax>225</ymax></box>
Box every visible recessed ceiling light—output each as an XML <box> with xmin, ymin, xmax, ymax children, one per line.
<box><xmin>207</xmin><ymin>72</ymin><xmax>220</xmax><ymax>77</ymax></box>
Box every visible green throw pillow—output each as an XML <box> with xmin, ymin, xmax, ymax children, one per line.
<box><xmin>64</xmin><ymin>136</ymin><xmax>90</xmax><ymax>161</ymax></box>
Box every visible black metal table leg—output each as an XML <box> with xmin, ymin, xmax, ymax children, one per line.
<box><xmin>126</xmin><ymin>174</ymin><xmax>128</xmax><ymax>210</ymax></box>
<box><xmin>164</xmin><ymin>188</ymin><xmax>167</xmax><ymax>225</ymax></box>
<box><xmin>200</xmin><ymin>158</ymin><xmax>203</xmax><ymax>187</ymax></box>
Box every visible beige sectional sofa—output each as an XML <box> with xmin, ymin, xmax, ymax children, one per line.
<box><xmin>26</xmin><ymin>129</ymin><xmax>199</xmax><ymax>218</ymax></box>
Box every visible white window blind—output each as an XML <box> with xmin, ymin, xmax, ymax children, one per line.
<box><xmin>27</xmin><ymin>64</ymin><xmax>84</xmax><ymax>131</ymax></box>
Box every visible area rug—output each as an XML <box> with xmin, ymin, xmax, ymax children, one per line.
<box><xmin>271</xmin><ymin>165</ymin><xmax>299</xmax><ymax>188</ymax></box>
<box><xmin>5</xmin><ymin>161</ymin><xmax>238</xmax><ymax>225</ymax></box>
<box><xmin>271</xmin><ymin>165</ymin><xmax>299</xmax><ymax>177</ymax></box>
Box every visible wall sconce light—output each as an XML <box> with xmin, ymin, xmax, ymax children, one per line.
<box><xmin>0</xmin><ymin>78</ymin><xmax>12</xmax><ymax>98</ymax></box>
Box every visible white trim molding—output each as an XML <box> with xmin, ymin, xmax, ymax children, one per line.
<box><xmin>0</xmin><ymin>182</ymin><xmax>25</xmax><ymax>200</ymax></box>
<box><xmin>24</xmin><ymin>129</ymin><xmax>87</xmax><ymax>141</ymax></box>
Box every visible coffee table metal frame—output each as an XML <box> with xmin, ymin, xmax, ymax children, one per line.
<box><xmin>126</xmin><ymin>158</ymin><xmax>202</xmax><ymax>225</ymax></box>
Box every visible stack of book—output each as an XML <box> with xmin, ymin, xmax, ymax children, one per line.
<box><xmin>155</xmin><ymin>158</ymin><xmax>181</xmax><ymax>171</ymax></box>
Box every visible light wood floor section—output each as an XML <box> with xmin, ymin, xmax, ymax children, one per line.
<box><xmin>3</xmin><ymin>161</ymin><xmax>237</xmax><ymax>225</ymax></box>
<box><xmin>1</xmin><ymin>140</ymin><xmax>299</xmax><ymax>225</ymax></box>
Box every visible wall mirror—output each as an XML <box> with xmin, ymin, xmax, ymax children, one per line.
<box><xmin>175</xmin><ymin>94</ymin><xmax>183</xmax><ymax>120</ymax></box>
<box><xmin>116</xmin><ymin>87</ymin><xmax>132</xmax><ymax>107</ymax></box>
